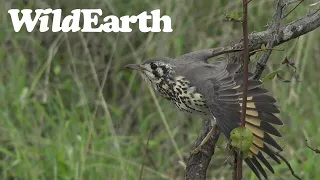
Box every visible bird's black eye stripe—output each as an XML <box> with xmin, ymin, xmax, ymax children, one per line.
<box><xmin>161</xmin><ymin>66</ymin><xmax>167</xmax><ymax>74</ymax></box>
<box><xmin>153</xmin><ymin>70</ymin><xmax>160</xmax><ymax>77</ymax></box>
<box><xmin>150</xmin><ymin>63</ymin><xmax>157</xmax><ymax>70</ymax></box>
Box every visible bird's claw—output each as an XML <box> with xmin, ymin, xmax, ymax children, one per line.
<box><xmin>190</xmin><ymin>145</ymin><xmax>208</xmax><ymax>155</ymax></box>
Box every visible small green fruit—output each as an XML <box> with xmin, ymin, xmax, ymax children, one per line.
<box><xmin>230</xmin><ymin>127</ymin><xmax>253</xmax><ymax>158</ymax></box>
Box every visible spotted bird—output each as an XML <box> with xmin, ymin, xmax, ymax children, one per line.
<box><xmin>125</xmin><ymin>49</ymin><xmax>284</xmax><ymax>179</ymax></box>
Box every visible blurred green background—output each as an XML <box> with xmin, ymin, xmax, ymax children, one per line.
<box><xmin>0</xmin><ymin>0</ymin><xmax>319</xmax><ymax>179</ymax></box>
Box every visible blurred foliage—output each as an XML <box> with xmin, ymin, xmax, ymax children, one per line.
<box><xmin>0</xmin><ymin>0</ymin><xmax>320</xmax><ymax>179</ymax></box>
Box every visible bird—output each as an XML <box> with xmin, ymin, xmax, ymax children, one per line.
<box><xmin>124</xmin><ymin>49</ymin><xmax>283</xmax><ymax>180</ymax></box>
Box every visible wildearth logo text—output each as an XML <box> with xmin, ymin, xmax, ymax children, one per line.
<box><xmin>8</xmin><ymin>9</ymin><xmax>173</xmax><ymax>33</ymax></box>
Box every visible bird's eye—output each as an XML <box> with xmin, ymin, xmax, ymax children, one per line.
<box><xmin>150</xmin><ymin>63</ymin><xmax>157</xmax><ymax>70</ymax></box>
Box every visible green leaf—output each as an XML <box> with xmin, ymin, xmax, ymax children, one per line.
<box><xmin>224</xmin><ymin>11</ymin><xmax>243</xmax><ymax>22</ymax></box>
<box><xmin>230</xmin><ymin>127</ymin><xmax>253</xmax><ymax>158</ymax></box>
<box><xmin>263</xmin><ymin>70</ymin><xmax>282</xmax><ymax>82</ymax></box>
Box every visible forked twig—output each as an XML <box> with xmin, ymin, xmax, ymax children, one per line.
<box><xmin>307</xmin><ymin>144</ymin><xmax>320</xmax><ymax>154</ymax></box>
<box><xmin>275</xmin><ymin>152</ymin><xmax>302</xmax><ymax>180</ymax></box>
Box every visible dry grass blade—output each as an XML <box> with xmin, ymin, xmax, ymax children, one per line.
<box><xmin>43</xmin><ymin>33</ymin><xmax>64</xmax><ymax>103</ymax></box>
<box><xmin>139</xmin><ymin>129</ymin><xmax>153</xmax><ymax>180</ymax></box>
<box><xmin>78</xmin><ymin>32</ymin><xmax>127</xmax><ymax>180</ymax></box>
<box><xmin>147</xmin><ymin>84</ymin><xmax>185</xmax><ymax>165</ymax></box>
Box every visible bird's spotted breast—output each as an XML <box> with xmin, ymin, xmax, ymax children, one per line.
<box><xmin>155</xmin><ymin>76</ymin><xmax>209</xmax><ymax>115</ymax></box>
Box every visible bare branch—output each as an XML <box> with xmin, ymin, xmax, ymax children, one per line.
<box><xmin>253</xmin><ymin>0</ymin><xmax>285</xmax><ymax>79</ymax></box>
<box><xmin>228</xmin><ymin>9</ymin><xmax>320</xmax><ymax>64</ymax></box>
<box><xmin>185</xmin><ymin>122</ymin><xmax>221</xmax><ymax>180</ymax></box>
<box><xmin>190</xmin><ymin>9</ymin><xmax>320</xmax><ymax>65</ymax></box>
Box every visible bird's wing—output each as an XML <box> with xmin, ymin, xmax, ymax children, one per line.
<box><xmin>185</xmin><ymin>61</ymin><xmax>283</xmax><ymax>180</ymax></box>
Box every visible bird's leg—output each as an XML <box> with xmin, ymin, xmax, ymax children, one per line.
<box><xmin>222</xmin><ymin>143</ymin><xmax>235</xmax><ymax>166</ymax></box>
<box><xmin>190</xmin><ymin>122</ymin><xmax>217</xmax><ymax>155</ymax></box>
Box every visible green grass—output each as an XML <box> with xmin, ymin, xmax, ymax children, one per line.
<box><xmin>1</xmin><ymin>0</ymin><xmax>320</xmax><ymax>179</ymax></box>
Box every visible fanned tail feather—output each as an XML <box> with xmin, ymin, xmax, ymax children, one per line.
<box><xmin>209</xmin><ymin>62</ymin><xmax>284</xmax><ymax>179</ymax></box>
<box><xmin>234</xmin><ymin>73</ymin><xmax>283</xmax><ymax>180</ymax></box>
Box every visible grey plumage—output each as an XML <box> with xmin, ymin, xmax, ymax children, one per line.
<box><xmin>125</xmin><ymin>51</ymin><xmax>284</xmax><ymax>180</ymax></box>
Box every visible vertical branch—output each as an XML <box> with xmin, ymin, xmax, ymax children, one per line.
<box><xmin>237</xmin><ymin>0</ymin><xmax>249</xmax><ymax>179</ymax></box>
<box><xmin>233</xmin><ymin>151</ymin><xmax>238</xmax><ymax>180</ymax></box>
<box><xmin>241</xmin><ymin>0</ymin><xmax>249</xmax><ymax>132</ymax></box>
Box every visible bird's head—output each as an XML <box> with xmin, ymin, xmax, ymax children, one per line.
<box><xmin>124</xmin><ymin>57</ymin><xmax>173</xmax><ymax>83</ymax></box>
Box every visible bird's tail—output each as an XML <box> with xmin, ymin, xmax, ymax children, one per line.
<box><xmin>234</xmin><ymin>72</ymin><xmax>283</xmax><ymax>179</ymax></box>
<box><xmin>207</xmin><ymin>62</ymin><xmax>283</xmax><ymax>179</ymax></box>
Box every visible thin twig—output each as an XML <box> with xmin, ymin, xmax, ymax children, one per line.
<box><xmin>282</xmin><ymin>0</ymin><xmax>305</xmax><ymax>19</ymax></box>
<box><xmin>43</xmin><ymin>33</ymin><xmax>64</xmax><ymax>103</ymax></box>
<box><xmin>209</xmin><ymin>48</ymin><xmax>244</xmax><ymax>57</ymax></box>
<box><xmin>40</xmin><ymin>33</ymin><xmax>64</xmax><ymax>134</ymax></box>
<box><xmin>240</xmin><ymin>0</ymin><xmax>249</xmax><ymax>138</ymax></box>
<box><xmin>93</xmin><ymin>34</ymin><xmax>119</xmax><ymax>117</ymax></box>
<box><xmin>307</xmin><ymin>144</ymin><xmax>320</xmax><ymax>153</ymax></box>
<box><xmin>275</xmin><ymin>153</ymin><xmax>302</xmax><ymax>180</ymax></box>
<box><xmin>311</xmin><ymin>7</ymin><xmax>320</xmax><ymax>16</ymax></box>
<box><xmin>179</xmin><ymin>47</ymin><xmax>243</xmax><ymax>62</ymax></box>
<box><xmin>237</xmin><ymin>0</ymin><xmax>249</xmax><ymax>179</ymax></box>
<box><xmin>246</xmin><ymin>0</ymin><xmax>254</xmax><ymax>5</ymax></box>
<box><xmin>306</xmin><ymin>140</ymin><xmax>320</xmax><ymax>153</ymax></box>
<box><xmin>148</xmin><ymin>85</ymin><xmax>185</xmax><ymax>164</ymax></box>
<box><xmin>249</xmin><ymin>47</ymin><xmax>284</xmax><ymax>54</ymax></box>
<box><xmin>139</xmin><ymin>129</ymin><xmax>153</xmax><ymax>180</ymax></box>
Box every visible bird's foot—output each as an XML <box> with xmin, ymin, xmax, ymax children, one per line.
<box><xmin>190</xmin><ymin>125</ymin><xmax>217</xmax><ymax>155</ymax></box>
<box><xmin>190</xmin><ymin>145</ymin><xmax>208</xmax><ymax>155</ymax></box>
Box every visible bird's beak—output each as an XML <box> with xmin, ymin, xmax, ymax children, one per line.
<box><xmin>124</xmin><ymin>64</ymin><xmax>145</xmax><ymax>71</ymax></box>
